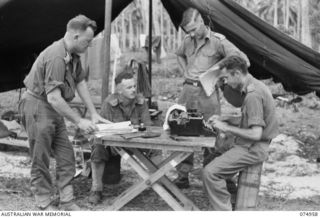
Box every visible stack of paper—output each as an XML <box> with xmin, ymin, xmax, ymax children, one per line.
<box><xmin>94</xmin><ymin>121</ymin><xmax>137</xmax><ymax>137</ymax></box>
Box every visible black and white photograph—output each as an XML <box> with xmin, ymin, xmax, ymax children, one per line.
<box><xmin>0</xmin><ymin>0</ymin><xmax>320</xmax><ymax>214</ymax></box>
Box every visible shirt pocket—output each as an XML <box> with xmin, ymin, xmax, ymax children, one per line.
<box><xmin>198</xmin><ymin>46</ymin><xmax>221</xmax><ymax>67</ymax></box>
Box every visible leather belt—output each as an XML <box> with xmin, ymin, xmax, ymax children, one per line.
<box><xmin>183</xmin><ymin>79</ymin><xmax>201</xmax><ymax>87</ymax></box>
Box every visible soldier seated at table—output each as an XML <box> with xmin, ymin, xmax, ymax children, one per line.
<box><xmin>203</xmin><ymin>56</ymin><xmax>278</xmax><ymax>210</ymax></box>
<box><xmin>89</xmin><ymin>68</ymin><xmax>154</xmax><ymax>205</ymax></box>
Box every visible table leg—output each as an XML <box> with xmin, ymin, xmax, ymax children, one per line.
<box><xmin>105</xmin><ymin>147</ymin><xmax>153</xmax><ymax>210</ymax></box>
<box><xmin>131</xmin><ymin>149</ymin><xmax>200</xmax><ymax>210</ymax></box>
<box><xmin>106</xmin><ymin>147</ymin><xmax>195</xmax><ymax>210</ymax></box>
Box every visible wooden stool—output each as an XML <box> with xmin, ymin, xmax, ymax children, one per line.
<box><xmin>235</xmin><ymin>163</ymin><xmax>263</xmax><ymax>210</ymax></box>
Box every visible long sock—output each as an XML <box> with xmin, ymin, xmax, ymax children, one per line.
<box><xmin>91</xmin><ymin>161</ymin><xmax>105</xmax><ymax>191</ymax></box>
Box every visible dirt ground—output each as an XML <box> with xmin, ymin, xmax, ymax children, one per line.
<box><xmin>0</xmin><ymin>53</ymin><xmax>320</xmax><ymax>211</ymax></box>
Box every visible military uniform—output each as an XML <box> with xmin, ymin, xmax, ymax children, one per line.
<box><xmin>202</xmin><ymin>74</ymin><xmax>278</xmax><ymax>210</ymax></box>
<box><xmin>90</xmin><ymin>93</ymin><xmax>152</xmax><ymax>192</ymax></box>
<box><xmin>176</xmin><ymin>29</ymin><xmax>250</xmax><ymax>176</ymax></box>
<box><xmin>18</xmin><ymin>39</ymin><xmax>86</xmax><ymax>208</ymax></box>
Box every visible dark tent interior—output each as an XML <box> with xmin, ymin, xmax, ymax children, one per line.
<box><xmin>1</xmin><ymin>0</ymin><xmax>320</xmax><ymax>96</ymax></box>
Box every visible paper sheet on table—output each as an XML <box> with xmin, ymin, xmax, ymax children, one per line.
<box><xmin>1</xmin><ymin>119</ymin><xmax>21</xmax><ymax>131</ymax></box>
<box><xmin>199</xmin><ymin>68</ymin><xmax>222</xmax><ymax>97</ymax></box>
<box><xmin>94</xmin><ymin>121</ymin><xmax>137</xmax><ymax>138</ymax></box>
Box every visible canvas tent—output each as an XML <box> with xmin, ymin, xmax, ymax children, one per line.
<box><xmin>1</xmin><ymin>0</ymin><xmax>320</xmax><ymax>96</ymax></box>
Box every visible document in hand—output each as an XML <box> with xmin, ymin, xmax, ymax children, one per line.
<box><xmin>199</xmin><ymin>67</ymin><xmax>221</xmax><ymax>97</ymax></box>
<box><xmin>95</xmin><ymin>121</ymin><xmax>137</xmax><ymax>137</ymax></box>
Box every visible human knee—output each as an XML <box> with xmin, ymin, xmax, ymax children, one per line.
<box><xmin>91</xmin><ymin>144</ymin><xmax>109</xmax><ymax>163</ymax></box>
<box><xmin>202</xmin><ymin>163</ymin><xmax>221</xmax><ymax>181</ymax></box>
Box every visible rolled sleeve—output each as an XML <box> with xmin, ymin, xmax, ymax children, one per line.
<box><xmin>44</xmin><ymin>57</ymin><xmax>65</xmax><ymax>95</ymax></box>
<box><xmin>245</xmin><ymin>93</ymin><xmax>266</xmax><ymax>128</ymax></box>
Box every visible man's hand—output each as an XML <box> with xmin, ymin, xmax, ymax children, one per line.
<box><xmin>205</xmin><ymin>115</ymin><xmax>220</xmax><ymax>131</ymax></box>
<box><xmin>91</xmin><ymin>113</ymin><xmax>112</xmax><ymax>124</ymax></box>
<box><xmin>207</xmin><ymin>115</ymin><xmax>220</xmax><ymax>123</ymax></box>
<box><xmin>77</xmin><ymin>118</ymin><xmax>97</xmax><ymax>134</ymax></box>
<box><xmin>211</xmin><ymin>120</ymin><xmax>229</xmax><ymax>132</ymax></box>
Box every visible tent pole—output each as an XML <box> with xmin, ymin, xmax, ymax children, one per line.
<box><xmin>148</xmin><ymin>0</ymin><xmax>152</xmax><ymax>108</ymax></box>
<box><xmin>101</xmin><ymin>0</ymin><xmax>113</xmax><ymax>104</ymax></box>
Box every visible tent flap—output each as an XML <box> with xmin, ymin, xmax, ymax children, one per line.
<box><xmin>1</xmin><ymin>0</ymin><xmax>320</xmax><ymax>96</ymax></box>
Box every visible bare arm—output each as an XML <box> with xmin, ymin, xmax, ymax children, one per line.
<box><xmin>177</xmin><ymin>55</ymin><xmax>188</xmax><ymax>74</ymax></box>
<box><xmin>211</xmin><ymin>92</ymin><xmax>265</xmax><ymax>142</ymax></box>
<box><xmin>76</xmin><ymin>80</ymin><xmax>98</xmax><ymax>117</ymax></box>
<box><xmin>176</xmin><ymin>38</ymin><xmax>189</xmax><ymax>77</ymax></box>
<box><xmin>226</xmin><ymin>125</ymin><xmax>262</xmax><ymax>141</ymax></box>
<box><xmin>47</xmin><ymin>88</ymin><xmax>96</xmax><ymax>133</ymax></box>
<box><xmin>212</xmin><ymin>120</ymin><xmax>263</xmax><ymax>141</ymax></box>
<box><xmin>47</xmin><ymin>88</ymin><xmax>82</xmax><ymax>124</ymax></box>
<box><xmin>76</xmin><ymin>80</ymin><xmax>111</xmax><ymax>124</ymax></box>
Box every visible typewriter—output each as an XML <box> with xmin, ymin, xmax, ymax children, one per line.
<box><xmin>168</xmin><ymin>108</ymin><xmax>214</xmax><ymax>136</ymax></box>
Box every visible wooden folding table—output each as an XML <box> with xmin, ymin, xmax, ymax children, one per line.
<box><xmin>97</xmin><ymin>127</ymin><xmax>215</xmax><ymax>211</ymax></box>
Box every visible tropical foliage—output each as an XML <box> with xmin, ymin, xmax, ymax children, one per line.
<box><xmin>111</xmin><ymin>0</ymin><xmax>320</xmax><ymax>52</ymax></box>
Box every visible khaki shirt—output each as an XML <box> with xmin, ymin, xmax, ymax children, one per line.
<box><xmin>24</xmin><ymin>39</ymin><xmax>87</xmax><ymax>102</ymax></box>
<box><xmin>100</xmin><ymin>93</ymin><xmax>152</xmax><ymax>126</ymax></box>
<box><xmin>235</xmin><ymin>74</ymin><xmax>278</xmax><ymax>145</ymax></box>
<box><xmin>176</xmin><ymin>30</ymin><xmax>249</xmax><ymax>80</ymax></box>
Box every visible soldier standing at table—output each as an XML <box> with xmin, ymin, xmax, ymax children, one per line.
<box><xmin>203</xmin><ymin>55</ymin><xmax>278</xmax><ymax>210</ymax></box>
<box><xmin>175</xmin><ymin>7</ymin><xmax>250</xmax><ymax>189</ymax></box>
<box><xmin>19</xmin><ymin>15</ymin><xmax>110</xmax><ymax>210</ymax></box>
